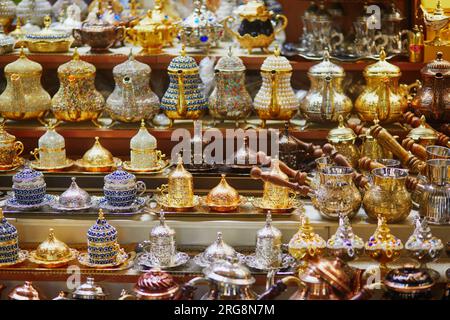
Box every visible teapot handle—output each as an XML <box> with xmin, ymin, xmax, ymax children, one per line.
<box><xmin>273</xmin><ymin>14</ymin><xmax>288</xmax><ymax>38</ymax></box>
<box><xmin>181</xmin><ymin>276</ymin><xmax>212</xmax><ymax>300</ymax></box>
<box><xmin>30</xmin><ymin>148</ymin><xmax>39</xmax><ymax>161</ymax></box>
<box><xmin>72</xmin><ymin>28</ymin><xmax>82</xmax><ymax>43</ymax></box>
<box><xmin>157</xmin><ymin>183</ymin><xmax>169</xmax><ymax>197</ymax></box>
<box><xmin>176</xmin><ymin>70</ymin><xmax>187</xmax><ymax>117</ymax></box>
<box><xmin>258</xmin><ymin>276</ymin><xmax>304</xmax><ymax>300</ymax></box>
<box><xmin>126</xmin><ymin>27</ymin><xmax>137</xmax><ymax>45</ymax></box>
<box><xmin>268</xmin><ymin>70</ymin><xmax>280</xmax><ymax>117</ymax></box>
<box><xmin>223</xmin><ymin>16</ymin><xmax>239</xmax><ymax>41</ymax></box>
<box><xmin>375</xmin><ymin>78</ymin><xmax>391</xmax><ymax>122</ymax></box>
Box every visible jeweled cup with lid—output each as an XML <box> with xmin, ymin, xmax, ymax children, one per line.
<box><xmin>128</xmin><ymin>119</ymin><xmax>163</xmax><ymax>170</ymax></box>
<box><xmin>327</xmin><ymin>115</ymin><xmax>360</xmax><ymax>168</ymax></box>
<box><xmin>406</xmin><ymin>116</ymin><xmax>438</xmax><ymax>147</ymax></box>
<box><xmin>254</xmin><ymin>46</ymin><xmax>299</xmax><ymax>128</ymax></box>
<box><xmin>260</xmin><ymin>158</ymin><xmax>294</xmax><ymax>210</ymax></box>
<box><xmin>12</xmin><ymin>166</ymin><xmax>46</xmax><ymax>206</ymax></box>
<box><xmin>106</xmin><ymin>50</ymin><xmax>160</xmax><ymax>123</ymax></box>
<box><xmin>0</xmin><ymin>123</ymin><xmax>24</xmax><ymax>168</ymax></box>
<box><xmin>0</xmin><ymin>48</ymin><xmax>51</xmax><ymax>121</ymax></box>
<box><xmin>0</xmin><ymin>208</ymin><xmax>23</xmax><ymax>266</ymax></box>
<box><xmin>147</xmin><ymin>212</ymin><xmax>176</xmax><ymax>267</ymax></box>
<box><xmin>72</xmin><ymin>277</ymin><xmax>108</xmax><ymax>300</ymax></box>
<box><xmin>103</xmin><ymin>167</ymin><xmax>146</xmax><ymax>207</ymax></box>
<box><xmin>160</xmin><ymin>46</ymin><xmax>208</xmax><ymax>125</ymax></box>
<box><xmin>56</xmin><ymin>177</ymin><xmax>91</xmax><ymax>210</ymax></box>
<box><xmin>288</xmin><ymin>216</ymin><xmax>326</xmax><ymax>264</ymax></box>
<box><xmin>365</xmin><ymin>217</ymin><xmax>404</xmax><ymax>273</ymax></box>
<box><xmin>326</xmin><ymin>215</ymin><xmax>364</xmax><ymax>262</ymax></box>
<box><xmin>209</xmin><ymin>48</ymin><xmax>252</xmax><ymax>126</ymax></box>
<box><xmin>252</xmin><ymin>211</ymin><xmax>283</xmax><ymax>270</ymax></box>
<box><xmin>31</xmin><ymin>122</ymin><xmax>68</xmax><ymax>169</ymax></box>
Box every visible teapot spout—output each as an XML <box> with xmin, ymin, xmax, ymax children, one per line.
<box><xmin>176</xmin><ymin>70</ymin><xmax>187</xmax><ymax>117</ymax></box>
<box><xmin>375</xmin><ymin>78</ymin><xmax>391</xmax><ymax>122</ymax></box>
<box><xmin>320</xmin><ymin>76</ymin><xmax>335</xmax><ymax>121</ymax></box>
<box><xmin>268</xmin><ymin>71</ymin><xmax>281</xmax><ymax>118</ymax></box>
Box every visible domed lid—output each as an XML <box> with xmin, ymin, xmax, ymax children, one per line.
<box><xmin>58</xmin><ymin>48</ymin><xmax>96</xmax><ymax>76</ymax></box>
<box><xmin>34</xmin><ymin>228</ymin><xmax>72</xmax><ymax>262</ymax></box>
<box><xmin>9</xmin><ymin>19</ymin><xmax>26</xmax><ymax>40</ymax></box>
<box><xmin>365</xmin><ymin>217</ymin><xmax>403</xmax><ymax>251</ymax></box>
<box><xmin>25</xmin><ymin>16</ymin><xmax>72</xmax><ymax>42</ymax></box>
<box><xmin>72</xmin><ymin>277</ymin><xmax>108</xmax><ymax>299</ymax></box>
<box><xmin>308</xmin><ymin>50</ymin><xmax>345</xmax><ymax>77</ymax></box>
<box><xmin>0</xmin><ymin>208</ymin><xmax>18</xmax><ymax>242</ymax></box>
<box><xmin>8</xmin><ymin>281</ymin><xmax>41</xmax><ymax>300</ymax></box>
<box><xmin>405</xmin><ymin>217</ymin><xmax>443</xmax><ymax>252</ymax></box>
<box><xmin>314</xmin><ymin>3</ymin><xmax>331</xmax><ymax>21</ymax></box>
<box><xmin>421</xmin><ymin>52</ymin><xmax>450</xmax><ymax>77</ymax></box>
<box><xmin>364</xmin><ymin>48</ymin><xmax>401</xmax><ymax>77</ymax></box>
<box><xmin>81</xmin><ymin>137</ymin><xmax>114</xmax><ymax>167</ymax></box>
<box><xmin>135</xmin><ymin>0</ymin><xmax>173</xmax><ymax>29</ymax></box>
<box><xmin>0</xmin><ymin>26</ymin><xmax>14</xmax><ymax>47</ymax></box>
<box><xmin>206</xmin><ymin>174</ymin><xmax>240</xmax><ymax>207</ymax></box>
<box><xmin>304</xmin><ymin>1</ymin><xmax>319</xmax><ymax>18</ymax></box>
<box><xmin>288</xmin><ymin>216</ymin><xmax>327</xmax><ymax>252</ymax></box>
<box><xmin>38</xmin><ymin>124</ymin><xmax>65</xmax><ymax>149</ymax></box>
<box><xmin>168</xmin><ymin>155</ymin><xmax>193</xmax><ymax>180</ymax></box>
<box><xmin>327</xmin><ymin>115</ymin><xmax>357</xmax><ymax>143</ymax></box>
<box><xmin>0</xmin><ymin>123</ymin><xmax>16</xmax><ymax>144</ymax></box>
<box><xmin>81</xmin><ymin>11</ymin><xmax>114</xmax><ymax>31</ymax></box>
<box><xmin>167</xmin><ymin>46</ymin><xmax>199</xmax><ymax>72</ymax></box>
<box><xmin>407</xmin><ymin>116</ymin><xmax>438</xmax><ymax>142</ymax></box>
<box><xmin>59</xmin><ymin>177</ymin><xmax>91</xmax><ymax>208</ymax></box>
<box><xmin>113</xmin><ymin>50</ymin><xmax>151</xmax><ymax>78</ymax></box>
<box><xmin>260</xmin><ymin>46</ymin><xmax>292</xmax><ymax>72</ymax></box>
<box><xmin>307</xmin><ymin>257</ymin><xmax>355</xmax><ymax>294</ymax></box>
<box><xmin>204</xmin><ymin>257</ymin><xmax>255</xmax><ymax>286</ymax></box>
<box><xmin>268</xmin><ymin>158</ymin><xmax>289</xmax><ymax>181</ymax></box>
<box><xmin>203</xmin><ymin>232</ymin><xmax>237</xmax><ymax>263</ymax></box>
<box><xmin>384</xmin><ymin>267</ymin><xmax>434</xmax><ymax>292</ymax></box>
<box><xmin>87</xmin><ymin>209</ymin><xmax>118</xmax><ymax>243</ymax></box>
<box><xmin>150</xmin><ymin>212</ymin><xmax>175</xmax><ymax>238</ymax></box>
<box><xmin>5</xmin><ymin>47</ymin><xmax>42</xmax><ymax>74</ymax></box>
<box><xmin>53</xmin><ymin>291</ymin><xmax>71</xmax><ymax>300</ymax></box>
<box><xmin>256</xmin><ymin>211</ymin><xmax>282</xmax><ymax>241</ymax></box>
<box><xmin>13</xmin><ymin>165</ymin><xmax>44</xmax><ymax>184</ymax></box>
<box><xmin>327</xmin><ymin>215</ymin><xmax>364</xmax><ymax>250</ymax></box>
<box><xmin>104</xmin><ymin>167</ymin><xmax>136</xmax><ymax>184</ymax></box>
<box><xmin>181</xmin><ymin>0</ymin><xmax>221</xmax><ymax>29</ymax></box>
<box><xmin>130</xmin><ymin>120</ymin><xmax>157</xmax><ymax>150</ymax></box>
<box><xmin>237</xmin><ymin>0</ymin><xmax>271</xmax><ymax>20</ymax></box>
<box><xmin>134</xmin><ymin>268</ymin><xmax>180</xmax><ymax>299</ymax></box>
<box><xmin>215</xmin><ymin>47</ymin><xmax>245</xmax><ymax>72</ymax></box>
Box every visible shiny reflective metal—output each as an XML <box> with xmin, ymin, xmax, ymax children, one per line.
<box><xmin>25</xmin><ymin>16</ymin><xmax>73</xmax><ymax>53</ymax></box>
<box><xmin>0</xmin><ymin>123</ymin><xmax>24</xmax><ymax>168</ymax></box>
<box><xmin>193</xmin><ymin>231</ymin><xmax>243</xmax><ymax>268</ymax></box>
<box><xmin>8</xmin><ymin>281</ymin><xmax>41</xmax><ymax>300</ymax></box>
<box><xmin>72</xmin><ymin>277</ymin><xmax>108</xmax><ymax>300</ymax></box>
<box><xmin>327</xmin><ymin>215</ymin><xmax>364</xmax><ymax>262</ymax></box>
<box><xmin>31</xmin><ymin>123</ymin><xmax>68</xmax><ymax>169</ymax></box>
<box><xmin>421</xmin><ymin>0</ymin><xmax>449</xmax><ymax>46</ymax></box>
<box><xmin>204</xmin><ymin>174</ymin><xmax>241</xmax><ymax>212</ymax></box>
<box><xmin>327</xmin><ymin>115</ymin><xmax>360</xmax><ymax>167</ymax></box>
<box><xmin>55</xmin><ymin>177</ymin><xmax>92</xmax><ymax>210</ymax></box>
<box><xmin>288</xmin><ymin>215</ymin><xmax>326</xmax><ymax>262</ymax></box>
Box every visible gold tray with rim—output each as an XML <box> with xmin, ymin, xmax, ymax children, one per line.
<box><xmin>78</xmin><ymin>251</ymin><xmax>135</xmax><ymax>269</ymax></box>
<box><xmin>122</xmin><ymin>159</ymin><xmax>170</xmax><ymax>174</ymax></box>
<box><xmin>75</xmin><ymin>157</ymin><xmax>122</xmax><ymax>173</ymax></box>
<box><xmin>30</xmin><ymin>159</ymin><xmax>75</xmax><ymax>172</ymax></box>
<box><xmin>28</xmin><ymin>248</ymin><xmax>78</xmax><ymax>268</ymax></box>
<box><xmin>0</xmin><ymin>157</ymin><xmax>25</xmax><ymax>172</ymax></box>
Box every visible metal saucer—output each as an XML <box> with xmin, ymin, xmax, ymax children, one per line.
<box><xmin>0</xmin><ymin>250</ymin><xmax>29</xmax><ymax>268</ymax></box>
<box><xmin>245</xmin><ymin>253</ymin><xmax>295</xmax><ymax>271</ymax></box>
<box><xmin>251</xmin><ymin>197</ymin><xmax>303</xmax><ymax>213</ymax></box>
<box><xmin>123</xmin><ymin>159</ymin><xmax>170</xmax><ymax>173</ymax></box>
<box><xmin>30</xmin><ymin>159</ymin><xmax>74</xmax><ymax>172</ymax></box>
<box><xmin>49</xmin><ymin>196</ymin><xmax>94</xmax><ymax>212</ymax></box>
<box><xmin>5</xmin><ymin>194</ymin><xmax>56</xmax><ymax>210</ymax></box>
<box><xmin>154</xmin><ymin>194</ymin><xmax>200</xmax><ymax>212</ymax></box>
<box><xmin>78</xmin><ymin>251</ymin><xmax>132</xmax><ymax>269</ymax></box>
<box><xmin>95</xmin><ymin>196</ymin><xmax>147</xmax><ymax>213</ymax></box>
<box><xmin>193</xmin><ymin>252</ymin><xmax>246</xmax><ymax>268</ymax></box>
<box><xmin>28</xmin><ymin>248</ymin><xmax>78</xmax><ymax>268</ymax></box>
<box><xmin>0</xmin><ymin>157</ymin><xmax>25</xmax><ymax>172</ymax></box>
<box><xmin>135</xmin><ymin>251</ymin><xmax>190</xmax><ymax>270</ymax></box>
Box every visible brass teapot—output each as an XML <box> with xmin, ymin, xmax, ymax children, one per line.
<box><xmin>355</xmin><ymin>48</ymin><xmax>416</xmax><ymax>123</ymax></box>
<box><xmin>126</xmin><ymin>0</ymin><xmax>178</xmax><ymax>55</ymax></box>
<box><xmin>224</xmin><ymin>0</ymin><xmax>287</xmax><ymax>54</ymax></box>
<box><xmin>254</xmin><ymin>46</ymin><xmax>299</xmax><ymax>128</ymax></box>
<box><xmin>51</xmin><ymin>48</ymin><xmax>104</xmax><ymax>126</ymax></box>
<box><xmin>0</xmin><ymin>48</ymin><xmax>51</xmax><ymax>121</ymax></box>
<box><xmin>300</xmin><ymin>50</ymin><xmax>353</xmax><ymax>123</ymax></box>
<box><xmin>410</xmin><ymin>52</ymin><xmax>450</xmax><ymax>124</ymax></box>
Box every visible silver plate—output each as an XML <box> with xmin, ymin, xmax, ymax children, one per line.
<box><xmin>135</xmin><ymin>251</ymin><xmax>190</xmax><ymax>270</ymax></box>
<box><xmin>193</xmin><ymin>252</ymin><xmax>246</xmax><ymax>268</ymax></box>
<box><xmin>95</xmin><ymin>196</ymin><xmax>147</xmax><ymax>213</ymax></box>
<box><xmin>244</xmin><ymin>253</ymin><xmax>295</xmax><ymax>271</ymax></box>
<box><xmin>5</xmin><ymin>194</ymin><xmax>56</xmax><ymax>210</ymax></box>
<box><xmin>49</xmin><ymin>196</ymin><xmax>94</xmax><ymax>212</ymax></box>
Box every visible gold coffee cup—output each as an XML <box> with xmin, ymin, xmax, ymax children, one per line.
<box><xmin>0</xmin><ymin>124</ymin><xmax>24</xmax><ymax>166</ymax></box>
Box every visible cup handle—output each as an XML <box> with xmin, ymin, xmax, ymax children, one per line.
<box><xmin>115</xmin><ymin>26</ymin><xmax>126</xmax><ymax>43</ymax></box>
<box><xmin>14</xmin><ymin>141</ymin><xmax>24</xmax><ymax>157</ymax></box>
<box><xmin>30</xmin><ymin>148</ymin><xmax>39</xmax><ymax>161</ymax></box>
<box><xmin>72</xmin><ymin>28</ymin><xmax>82</xmax><ymax>43</ymax></box>
<box><xmin>273</xmin><ymin>14</ymin><xmax>288</xmax><ymax>37</ymax></box>
<box><xmin>157</xmin><ymin>183</ymin><xmax>168</xmax><ymax>197</ymax></box>
<box><xmin>136</xmin><ymin>181</ymin><xmax>146</xmax><ymax>197</ymax></box>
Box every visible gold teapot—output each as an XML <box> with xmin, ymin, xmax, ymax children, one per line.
<box><xmin>204</xmin><ymin>174</ymin><xmax>241</xmax><ymax>212</ymax></box>
<box><xmin>224</xmin><ymin>0</ymin><xmax>287</xmax><ymax>54</ymax></box>
<box><xmin>0</xmin><ymin>123</ymin><xmax>24</xmax><ymax>170</ymax></box>
<box><xmin>25</xmin><ymin>16</ymin><xmax>73</xmax><ymax>53</ymax></box>
<box><xmin>157</xmin><ymin>155</ymin><xmax>195</xmax><ymax>209</ymax></box>
<box><xmin>363</xmin><ymin>167</ymin><xmax>412</xmax><ymax>223</ymax></box>
<box><xmin>300</xmin><ymin>50</ymin><xmax>353</xmax><ymax>123</ymax></box>
<box><xmin>76</xmin><ymin>137</ymin><xmax>120</xmax><ymax>172</ymax></box>
<box><xmin>126</xmin><ymin>0</ymin><xmax>177</xmax><ymax>55</ymax></box>
<box><xmin>28</xmin><ymin>228</ymin><xmax>77</xmax><ymax>268</ymax></box>
<box><xmin>355</xmin><ymin>48</ymin><xmax>415</xmax><ymax>124</ymax></box>
<box><xmin>421</xmin><ymin>0</ymin><xmax>449</xmax><ymax>46</ymax></box>
<box><xmin>254</xmin><ymin>47</ymin><xmax>299</xmax><ymax>128</ymax></box>
<box><xmin>327</xmin><ymin>115</ymin><xmax>360</xmax><ymax>168</ymax></box>
<box><xmin>0</xmin><ymin>48</ymin><xmax>51</xmax><ymax>122</ymax></box>
<box><xmin>51</xmin><ymin>48</ymin><xmax>105</xmax><ymax>126</ymax></box>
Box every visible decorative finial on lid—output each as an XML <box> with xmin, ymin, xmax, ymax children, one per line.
<box><xmin>419</xmin><ymin>115</ymin><xmax>427</xmax><ymax>126</ymax></box>
<box><xmin>436</xmin><ymin>52</ymin><xmax>443</xmax><ymax>60</ymax></box>
<box><xmin>323</xmin><ymin>49</ymin><xmax>330</xmax><ymax>61</ymax></box>
<box><xmin>19</xmin><ymin>46</ymin><xmax>25</xmax><ymax>58</ymax></box>
<box><xmin>181</xmin><ymin>44</ymin><xmax>186</xmax><ymax>56</ymax></box>
<box><xmin>379</xmin><ymin>47</ymin><xmax>386</xmax><ymax>61</ymax></box>
<box><xmin>94</xmin><ymin>136</ymin><xmax>100</xmax><ymax>143</ymax></box>
<box><xmin>140</xmin><ymin>118</ymin><xmax>146</xmax><ymax>128</ymax></box>
<box><xmin>16</xmin><ymin>18</ymin><xmax>22</xmax><ymax>28</ymax></box>
<box><xmin>338</xmin><ymin>114</ymin><xmax>345</xmax><ymax>128</ymax></box>
<box><xmin>48</xmin><ymin>228</ymin><xmax>55</xmax><ymax>240</ymax></box>
<box><xmin>177</xmin><ymin>154</ymin><xmax>183</xmax><ymax>164</ymax></box>
<box><xmin>274</xmin><ymin>44</ymin><xmax>280</xmax><ymax>57</ymax></box>
<box><xmin>159</xmin><ymin>209</ymin><xmax>165</xmax><ymax>223</ymax></box>
<box><xmin>71</xmin><ymin>177</ymin><xmax>76</xmax><ymax>183</ymax></box>
<box><xmin>98</xmin><ymin>209</ymin><xmax>105</xmax><ymax>220</ymax></box>
<box><xmin>128</xmin><ymin>48</ymin><xmax>134</xmax><ymax>59</ymax></box>
<box><xmin>43</xmin><ymin>15</ymin><xmax>51</xmax><ymax>28</ymax></box>
<box><xmin>266</xmin><ymin>210</ymin><xmax>272</xmax><ymax>225</ymax></box>
<box><xmin>73</xmin><ymin>47</ymin><xmax>80</xmax><ymax>60</ymax></box>
<box><xmin>228</xmin><ymin>46</ymin><xmax>233</xmax><ymax>57</ymax></box>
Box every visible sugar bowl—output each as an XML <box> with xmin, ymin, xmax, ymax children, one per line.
<box><xmin>326</xmin><ymin>215</ymin><xmax>364</xmax><ymax>262</ymax></box>
<box><xmin>52</xmin><ymin>177</ymin><xmax>92</xmax><ymax>211</ymax></box>
<box><xmin>204</xmin><ymin>174</ymin><xmax>241</xmax><ymax>212</ymax></box>
<box><xmin>103</xmin><ymin>167</ymin><xmax>146</xmax><ymax>207</ymax></box>
<box><xmin>25</xmin><ymin>16</ymin><xmax>73</xmax><ymax>53</ymax></box>
<box><xmin>76</xmin><ymin>137</ymin><xmax>119</xmax><ymax>172</ymax></box>
<box><xmin>71</xmin><ymin>277</ymin><xmax>108</xmax><ymax>300</ymax></box>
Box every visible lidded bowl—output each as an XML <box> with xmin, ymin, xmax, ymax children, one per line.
<box><xmin>72</xmin><ymin>277</ymin><xmax>108</xmax><ymax>300</ymax></box>
<box><xmin>203</xmin><ymin>257</ymin><xmax>255</xmax><ymax>287</ymax></box>
<box><xmin>405</xmin><ymin>217</ymin><xmax>443</xmax><ymax>264</ymax></box>
<box><xmin>79</xmin><ymin>137</ymin><xmax>115</xmax><ymax>169</ymax></box>
<box><xmin>8</xmin><ymin>281</ymin><xmax>41</xmax><ymax>300</ymax></box>
<box><xmin>199</xmin><ymin>232</ymin><xmax>238</xmax><ymax>266</ymax></box>
<box><xmin>29</xmin><ymin>228</ymin><xmax>76</xmax><ymax>267</ymax></box>
<box><xmin>288</xmin><ymin>216</ymin><xmax>326</xmax><ymax>261</ymax></box>
<box><xmin>58</xmin><ymin>177</ymin><xmax>91</xmax><ymax>209</ymax></box>
<box><xmin>133</xmin><ymin>268</ymin><xmax>182</xmax><ymax>300</ymax></box>
<box><xmin>406</xmin><ymin>116</ymin><xmax>438</xmax><ymax>146</ymax></box>
<box><xmin>12</xmin><ymin>166</ymin><xmax>46</xmax><ymax>205</ymax></box>
<box><xmin>25</xmin><ymin>15</ymin><xmax>73</xmax><ymax>53</ymax></box>
<box><xmin>383</xmin><ymin>267</ymin><xmax>435</xmax><ymax>299</ymax></box>
<box><xmin>0</xmin><ymin>208</ymin><xmax>21</xmax><ymax>265</ymax></box>
<box><xmin>205</xmin><ymin>174</ymin><xmax>241</xmax><ymax>212</ymax></box>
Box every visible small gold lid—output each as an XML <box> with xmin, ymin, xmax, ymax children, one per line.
<box><xmin>58</xmin><ymin>47</ymin><xmax>96</xmax><ymax>76</ymax></box>
<box><xmin>135</xmin><ymin>0</ymin><xmax>173</xmax><ymax>30</ymax></box>
<box><xmin>364</xmin><ymin>48</ymin><xmax>401</xmax><ymax>78</ymax></box>
<box><xmin>327</xmin><ymin>115</ymin><xmax>356</xmax><ymax>143</ymax></box>
<box><xmin>81</xmin><ymin>137</ymin><xmax>114</xmax><ymax>167</ymax></box>
<box><xmin>34</xmin><ymin>228</ymin><xmax>72</xmax><ymax>262</ymax></box>
<box><xmin>206</xmin><ymin>174</ymin><xmax>240</xmax><ymax>207</ymax></box>
<box><xmin>5</xmin><ymin>47</ymin><xmax>43</xmax><ymax>75</ymax></box>
<box><xmin>237</xmin><ymin>0</ymin><xmax>271</xmax><ymax>21</ymax></box>
<box><xmin>25</xmin><ymin>16</ymin><xmax>72</xmax><ymax>43</ymax></box>
<box><xmin>365</xmin><ymin>217</ymin><xmax>403</xmax><ymax>251</ymax></box>
<box><xmin>168</xmin><ymin>155</ymin><xmax>193</xmax><ymax>180</ymax></box>
<box><xmin>407</xmin><ymin>116</ymin><xmax>438</xmax><ymax>142</ymax></box>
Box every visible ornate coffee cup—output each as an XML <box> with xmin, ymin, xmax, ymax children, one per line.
<box><xmin>103</xmin><ymin>168</ymin><xmax>146</xmax><ymax>207</ymax></box>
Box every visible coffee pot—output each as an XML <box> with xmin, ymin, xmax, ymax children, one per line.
<box><xmin>301</xmin><ymin>50</ymin><xmax>353</xmax><ymax>123</ymax></box>
<box><xmin>106</xmin><ymin>50</ymin><xmax>160</xmax><ymax>123</ymax></box>
<box><xmin>254</xmin><ymin>46</ymin><xmax>299</xmax><ymax>128</ymax></box>
<box><xmin>51</xmin><ymin>48</ymin><xmax>104</xmax><ymax>126</ymax></box>
<box><xmin>0</xmin><ymin>48</ymin><xmax>51</xmax><ymax>122</ymax></box>
<box><xmin>411</xmin><ymin>52</ymin><xmax>450</xmax><ymax>124</ymax></box>
<box><xmin>327</xmin><ymin>116</ymin><xmax>360</xmax><ymax>168</ymax></box>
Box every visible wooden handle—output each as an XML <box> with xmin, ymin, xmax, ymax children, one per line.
<box><xmin>402</xmin><ymin>112</ymin><xmax>450</xmax><ymax>147</ymax></box>
<box><xmin>401</xmin><ymin>138</ymin><xmax>428</xmax><ymax>161</ymax></box>
<box><xmin>358</xmin><ymin>156</ymin><xmax>385</xmax><ymax>171</ymax></box>
<box><xmin>256</xmin><ymin>152</ymin><xmax>310</xmax><ymax>185</ymax></box>
<box><xmin>250</xmin><ymin>167</ymin><xmax>312</xmax><ymax>196</ymax></box>
<box><xmin>347</xmin><ymin>122</ymin><xmax>368</xmax><ymax>136</ymax></box>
